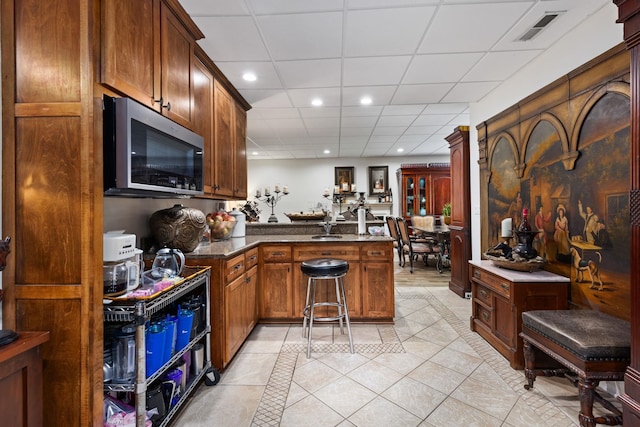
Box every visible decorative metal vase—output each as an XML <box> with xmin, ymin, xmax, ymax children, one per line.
<box><xmin>149</xmin><ymin>204</ymin><xmax>206</xmax><ymax>252</ymax></box>
<box><xmin>512</xmin><ymin>230</ymin><xmax>538</xmax><ymax>259</ymax></box>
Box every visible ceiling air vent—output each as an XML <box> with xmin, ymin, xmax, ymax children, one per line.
<box><xmin>517</xmin><ymin>11</ymin><xmax>564</xmax><ymax>42</ymax></box>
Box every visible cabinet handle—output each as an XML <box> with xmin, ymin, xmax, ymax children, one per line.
<box><xmin>321</xmin><ymin>252</ymin><xmax>332</xmax><ymax>256</ymax></box>
<box><xmin>234</xmin><ymin>264</ymin><xmax>243</xmax><ymax>271</ymax></box>
<box><xmin>479</xmin><ymin>289</ymin><xmax>488</xmax><ymax>299</ymax></box>
<box><xmin>249</xmin><ymin>255</ymin><xmax>257</xmax><ymax>262</ymax></box>
<box><xmin>153</xmin><ymin>96</ymin><xmax>171</xmax><ymax>111</ymax></box>
<box><xmin>368</xmin><ymin>251</ymin><xmax>383</xmax><ymax>256</ymax></box>
<box><xmin>501</xmin><ymin>283</ymin><xmax>509</xmax><ymax>291</ymax></box>
<box><xmin>473</xmin><ymin>270</ymin><xmax>481</xmax><ymax>278</ymax></box>
<box><xmin>245</xmin><ymin>276</ymin><xmax>250</xmax><ymax>283</ymax></box>
<box><xmin>481</xmin><ymin>311</ymin><xmax>490</xmax><ymax>321</ymax></box>
<box><xmin>272</xmin><ymin>251</ymin><xmax>284</xmax><ymax>257</ymax></box>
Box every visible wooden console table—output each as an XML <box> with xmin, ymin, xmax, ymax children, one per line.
<box><xmin>469</xmin><ymin>260</ymin><xmax>569</xmax><ymax>369</ymax></box>
<box><xmin>0</xmin><ymin>331</ymin><xmax>49</xmax><ymax>427</ymax></box>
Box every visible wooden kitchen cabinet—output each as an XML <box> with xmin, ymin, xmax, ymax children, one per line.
<box><xmin>398</xmin><ymin>163</ymin><xmax>450</xmax><ymax>222</ymax></box>
<box><xmin>292</xmin><ymin>245</ymin><xmax>362</xmax><ymax>319</ymax></box>
<box><xmin>192</xmin><ymin>55</ymin><xmax>215</xmax><ymax>195</ymax></box>
<box><xmin>469</xmin><ymin>260</ymin><xmax>570</xmax><ymax>369</ymax></box>
<box><xmin>259</xmin><ymin>245</ymin><xmax>294</xmax><ymax>319</ymax></box>
<box><xmin>102</xmin><ymin>0</ymin><xmax>202</xmax><ymax>129</ymax></box>
<box><xmin>234</xmin><ymin>103</ymin><xmax>248</xmax><ymax>199</ymax></box>
<box><xmin>224</xmin><ymin>248</ymin><xmax>258</xmax><ymax>362</ymax></box>
<box><xmin>361</xmin><ymin>243</ymin><xmax>395</xmax><ymax>319</ymax></box>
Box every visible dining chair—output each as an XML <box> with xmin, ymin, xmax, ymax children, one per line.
<box><xmin>385</xmin><ymin>216</ymin><xmax>403</xmax><ymax>266</ymax></box>
<box><xmin>397</xmin><ymin>217</ymin><xmax>441</xmax><ymax>273</ymax></box>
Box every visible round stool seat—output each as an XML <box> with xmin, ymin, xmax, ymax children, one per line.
<box><xmin>301</xmin><ymin>258</ymin><xmax>349</xmax><ymax>277</ymax></box>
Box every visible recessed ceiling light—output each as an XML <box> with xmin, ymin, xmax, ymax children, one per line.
<box><xmin>252</xmin><ymin>151</ymin><xmax>259</xmax><ymax>155</ymax></box>
<box><xmin>323</xmin><ymin>149</ymin><xmax>330</xmax><ymax>154</ymax></box>
<box><xmin>311</xmin><ymin>98</ymin><xmax>323</xmax><ymax>107</ymax></box>
<box><xmin>397</xmin><ymin>148</ymin><xmax>404</xmax><ymax>153</ymax></box>
<box><xmin>242</xmin><ymin>72</ymin><xmax>257</xmax><ymax>82</ymax></box>
<box><xmin>360</xmin><ymin>96</ymin><xmax>372</xmax><ymax>105</ymax></box>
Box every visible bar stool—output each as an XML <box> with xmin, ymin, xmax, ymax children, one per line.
<box><xmin>301</xmin><ymin>258</ymin><xmax>354</xmax><ymax>358</ymax></box>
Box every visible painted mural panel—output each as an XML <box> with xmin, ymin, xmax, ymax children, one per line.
<box><xmin>487</xmin><ymin>92</ymin><xmax>630</xmax><ymax>320</ymax></box>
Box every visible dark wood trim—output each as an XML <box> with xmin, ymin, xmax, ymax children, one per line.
<box><xmin>613</xmin><ymin>1</ymin><xmax>640</xmax><ymax>422</ymax></box>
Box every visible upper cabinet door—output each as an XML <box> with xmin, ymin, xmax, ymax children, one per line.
<box><xmin>102</xmin><ymin>0</ymin><xmax>160</xmax><ymax>111</ymax></box>
<box><xmin>234</xmin><ymin>104</ymin><xmax>248</xmax><ymax>199</ymax></box>
<box><xmin>160</xmin><ymin>2</ymin><xmax>194</xmax><ymax>128</ymax></box>
<box><xmin>192</xmin><ymin>57</ymin><xmax>215</xmax><ymax>195</ymax></box>
<box><xmin>213</xmin><ymin>80</ymin><xmax>235</xmax><ymax>197</ymax></box>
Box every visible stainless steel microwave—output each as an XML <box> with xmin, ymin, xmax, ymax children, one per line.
<box><xmin>103</xmin><ymin>96</ymin><xmax>204</xmax><ymax>197</ymax></box>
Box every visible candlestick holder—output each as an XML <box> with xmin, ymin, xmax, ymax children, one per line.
<box><xmin>330</xmin><ymin>193</ymin><xmax>347</xmax><ymax>221</ymax></box>
<box><xmin>256</xmin><ymin>187</ymin><xmax>289</xmax><ymax>223</ymax></box>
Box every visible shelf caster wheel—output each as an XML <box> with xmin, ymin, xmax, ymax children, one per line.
<box><xmin>204</xmin><ymin>367</ymin><xmax>220</xmax><ymax>386</ymax></box>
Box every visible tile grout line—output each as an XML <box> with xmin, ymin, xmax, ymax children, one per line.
<box><xmin>403</xmin><ymin>290</ymin><xmax>576</xmax><ymax>427</ymax></box>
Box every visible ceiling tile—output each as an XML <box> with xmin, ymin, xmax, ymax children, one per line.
<box><xmin>376</xmin><ymin>115</ymin><xmax>416</xmax><ymax>127</ymax></box>
<box><xmin>180</xmin><ymin>0</ymin><xmax>250</xmax><ymax>15</ymax></box>
<box><xmin>248</xmin><ymin>0</ymin><xmax>344</xmax><ymax>14</ymax></box>
<box><xmin>463</xmin><ymin>50</ymin><xmax>542</xmax><ymax>81</ymax></box>
<box><xmin>418</xmin><ymin>2</ymin><xmax>533</xmax><ymax>54</ymax></box>
<box><xmin>413</xmin><ymin>114</ymin><xmax>457</xmax><ymax>126</ymax></box>
<box><xmin>405</xmin><ymin>125</ymin><xmax>442</xmax><ymax>135</ymax></box>
<box><xmin>340</xmin><ymin>127</ymin><xmax>374</xmax><ymax>136</ymax></box>
<box><xmin>257</xmin><ymin>12</ymin><xmax>343</xmax><ymax>60</ymax></box>
<box><xmin>391</xmin><ymin>83</ymin><xmax>454</xmax><ymax>104</ymax></box>
<box><xmin>240</xmin><ymin>89</ymin><xmax>294</xmax><ymax>108</ymax></box>
<box><xmin>304</xmin><ymin>117</ymin><xmax>341</xmax><ymax>128</ymax></box>
<box><xmin>345</xmin><ymin>7</ymin><xmax>437</xmax><ymax>56</ymax></box>
<box><xmin>299</xmin><ymin>107</ymin><xmax>341</xmax><ymax>118</ymax></box>
<box><xmin>249</xmin><ymin>108</ymin><xmax>300</xmax><ymax>119</ymax></box>
<box><xmin>341</xmin><ymin>116</ymin><xmax>379</xmax><ymax>127</ymax></box>
<box><xmin>287</xmin><ymin>87</ymin><xmax>342</xmax><ymax>107</ymax></box>
<box><xmin>403</xmin><ymin>53</ymin><xmax>485</xmax><ymax>84</ymax></box>
<box><xmin>276</xmin><ymin>59</ymin><xmax>342</xmax><ymax>88</ymax></box>
<box><xmin>194</xmin><ymin>17</ymin><xmax>270</xmax><ymax>61</ymax></box>
<box><xmin>349</xmin><ymin>0</ymin><xmax>438</xmax><ymax>8</ymax></box>
<box><xmin>343</xmin><ymin>56</ymin><xmax>412</xmax><ymax>86</ymax></box>
<box><xmin>442</xmin><ymin>81</ymin><xmax>501</xmax><ymax>103</ymax></box>
<box><xmin>422</xmin><ymin>103</ymin><xmax>468</xmax><ymax>114</ymax></box>
<box><xmin>342</xmin><ymin>86</ymin><xmax>397</xmax><ymax>106</ymax></box>
<box><xmin>342</xmin><ymin>106</ymin><xmax>383</xmax><ymax>117</ymax></box>
<box><xmin>382</xmin><ymin>105</ymin><xmax>426</xmax><ymax>115</ymax></box>
<box><xmin>215</xmin><ymin>61</ymin><xmax>283</xmax><ymax>89</ymax></box>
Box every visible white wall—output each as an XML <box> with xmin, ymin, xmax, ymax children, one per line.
<box><xmin>467</xmin><ymin>3</ymin><xmax>623</xmax><ymax>260</ymax></box>
<box><xmin>245</xmin><ymin>155</ymin><xmax>449</xmax><ymax>223</ymax></box>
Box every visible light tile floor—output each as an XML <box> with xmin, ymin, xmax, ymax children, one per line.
<box><xmin>174</xmin><ymin>261</ymin><xmax>621</xmax><ymax>427</ymax></box>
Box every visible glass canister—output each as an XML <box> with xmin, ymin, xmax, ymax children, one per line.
<box><xmin>111</xmin><ymin>324</ymin><xmax>136</xmax><ymax>383</ymax></box>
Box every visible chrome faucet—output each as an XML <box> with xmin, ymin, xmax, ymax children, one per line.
<box><xmin>322</xmin><ymin>222</ymin><xmax>334</xmax><ymax>235</ymax></box>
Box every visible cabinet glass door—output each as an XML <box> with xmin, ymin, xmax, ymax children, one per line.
<box><xmin>405</xmin><ymin>177</ymin><xmax>414</xmax><ymax>216</ymax></box>
<box><xmin>419</xmin><ymin>176</ymin><xmax>427</xmax><ymax>215</ymax></box>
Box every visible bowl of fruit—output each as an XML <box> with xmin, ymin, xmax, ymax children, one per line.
<box><xmin>206</xmin><ymin>211</ymin><xmax>237</xmax><ymax>241</ymax></box>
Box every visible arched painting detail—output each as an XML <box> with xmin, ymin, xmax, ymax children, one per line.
<box><xmin>487</xmin><ymin>135</ymin><xmax>521</xmax><ymax>247</ymax></box>
<box><xmin>520</xmin><ymin>119</ymin><xmax>565</xmax><ymax>264</ymax></box>
<box><xmin>567</xmin><ymin>91</ymin><xmax>630</xmax><ymax>318</ymax></box>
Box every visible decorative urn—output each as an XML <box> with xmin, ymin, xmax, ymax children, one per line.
<box><xmin>149</xmin><ymin>204</ymin><xmax>206</xmax><ymax>252</ymax></box>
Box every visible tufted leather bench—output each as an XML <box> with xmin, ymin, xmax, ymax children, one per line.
<box><xmin>520</xmin><ymin>310</ymin><xmax>630</xmax><ymax>427</ymax></box>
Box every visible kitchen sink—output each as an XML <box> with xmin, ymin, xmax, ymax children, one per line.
<box><xmin>311</xmin><ymin>235</ymin><xmax>343</xmax><ymax>240</ymax></box>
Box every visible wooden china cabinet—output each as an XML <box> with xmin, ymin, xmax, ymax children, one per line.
<box><xmin>398</xmin><ymin>163</ymin><xmax>450</xmax><ymax>222</ymax></box>
<box><xmin>446</xmin><ymin>127</ymin><xmax>472</xmax><ymax>298</ymax></box>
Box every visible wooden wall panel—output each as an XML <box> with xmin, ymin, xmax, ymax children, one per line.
<box><xmin>17</xmin><ymin>299</ymin><xmax>82</xmax><ymax>426</ymax></box>
<box><xmin>15</xmin><ymin>117</ymin><xmax>82</xmax><ymax>284</ymax></box>
<box><xmin>15</xmin><ymin>0</ymin><xmax>81</xmax><ymax>103</ymax></box>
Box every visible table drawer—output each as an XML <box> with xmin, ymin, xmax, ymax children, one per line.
<box><xmin>293</xmin><ymin>245</ymin><xmax>360</xmax><ymax>262</ymax></box>
<box><xmin>225</xmin><ymin>253</ymin><xmax>245</xmax><ymax>282</ymax></box>
<box><xmin>471</xmin><ymin>266</ymin><xmax>510</xmax><ymax>298</ymax></box>
<box><xmin>474</xmin><ymin>283</ymin><xmax>494</xmax><ymax>308</ymax></box>
<box><xmin>261</xmin><ymin>245</ymin><xmax>292</xmax><ymax>262</ymax></box>
<box><xmin>245</xmin><ymin>247</ymin><xmax>259</xmax><ymax>269</ymax></box>
<box><xmin>475</xmin><ymin>302</ymin><xmax>493</xmax><ymax>328</ymax></box>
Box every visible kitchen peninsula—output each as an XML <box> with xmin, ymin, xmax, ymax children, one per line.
<box><xmin>184</xmin><ymin>231</ymin><xmax>394</xmax><ymax>369</ymax></box>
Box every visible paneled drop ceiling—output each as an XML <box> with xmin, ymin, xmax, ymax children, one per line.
<box><xmin>181</xmin><ymin>0</ymin><xmax>610</xmax><ymax>159</ymax></box>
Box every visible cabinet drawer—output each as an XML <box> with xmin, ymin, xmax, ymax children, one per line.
<box><xmin>474</xmin><ymin>283</ymin><xmax>493</xmax><ymax>308</ymax></box>
<box><xmin>293</xmin><ymin>245</ymin><xmax>360</xmax><ymax>262</ymax></box>
<box><xmin>475</xmin><ymin>303</ymin><xmax>493</xmax><ymax>328</ymax></box>
<box><xmin>471</xmin><ymin>267</ymin><xmax>510</xmax><ymax>299</ymax></box>
<box><xmin>245</xmin><ymin>247</ymin><xmax>259</xmax><ymax>269</ymax></box>
<box><xmin>261</xmin><ymin>245</ymin><xmax>292</xmax><ymax>262</ymax></box>
<box><xmin>361</xmin><ymin>243</ymin><xmax>393</xmax><ymax>261</ymax></box>
<box><xmin>225</xmin><ymin>254</ymin><xmax>245</xmax><ymax>282</ymax></box>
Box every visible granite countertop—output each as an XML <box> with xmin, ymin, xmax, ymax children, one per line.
<box><xmin>186</xmin><ymin>234</ymin><xmax>393</xmax><ymax>258</ymax></box>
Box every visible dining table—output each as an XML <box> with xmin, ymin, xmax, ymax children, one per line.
<box><xmin>409</xmin><ymin>222</ymin><xmax>451</xmax><ymax>272</ymax></box>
